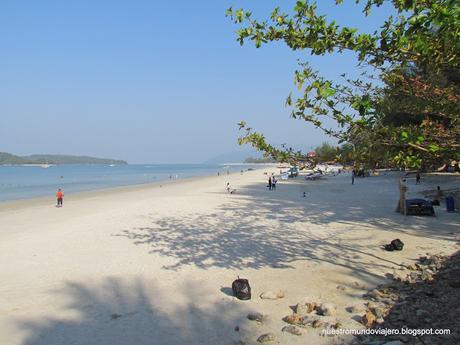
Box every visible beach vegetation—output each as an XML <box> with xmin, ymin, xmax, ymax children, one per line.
<box><xmin>230</xmin><ymin>0</ymin><xmax>459</xmax><ymax>169</ymax></box>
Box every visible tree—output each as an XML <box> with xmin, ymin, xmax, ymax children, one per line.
<box><xmin>315</xmin><ymin>142</ymin><xmax>338</xmax><ymax>163</ymax></box>
<box><xmin>228</xmin><ymin>0</ymin><xmax>459</xmax><ymax>168</ymax></box>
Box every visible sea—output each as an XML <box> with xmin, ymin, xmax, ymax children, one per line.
<box><xmin>0</xmin><ymin>163</ymin><xmax>266</xmax><ymax>202</ymax></box>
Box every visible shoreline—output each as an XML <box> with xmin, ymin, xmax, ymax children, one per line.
<box><xmin>0</xmin><ymin>166</ymin><xmax>276</xmax><ymax>212</ymax></box>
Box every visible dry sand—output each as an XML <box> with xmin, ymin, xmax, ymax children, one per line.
<box><xmin>0</xmin><ymin>169</ymin><xmax>458</xmax><ymax>345</ymax></box>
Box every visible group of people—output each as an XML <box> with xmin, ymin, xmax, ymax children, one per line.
<box><xmin>226</xmin><ymin>182</ymin><xmax>236</xmax><ymax>194</ymax></box>
<box><xmin>268</xmin><ymin>175</ymin><xmax>277</xmax><ymax>190</ymax></box>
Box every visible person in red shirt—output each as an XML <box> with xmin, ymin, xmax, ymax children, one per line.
<box><xmin>56</xmin><ymin>188</ymin><xmax>64</xmax><ymax>207</ymax></box>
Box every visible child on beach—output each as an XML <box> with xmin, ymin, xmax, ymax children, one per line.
<box><xmin>56</xmin><ymin>188</ymin><xmax>64</xmax><ymax>207</ymax></box>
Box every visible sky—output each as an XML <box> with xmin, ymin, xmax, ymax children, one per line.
<box><xmin>0</xmin><ymin>1</ymin><xmax>394</xmax><ymax>163</ymax></box>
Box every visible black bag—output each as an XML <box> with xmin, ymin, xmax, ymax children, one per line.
<box><xmin>391</xmin><ymin>239</ymin><xmax>404</xmax><ymax>251</ymax></box>
<box><xmin>385</xmin><ymin>239</ymin><xmax>404</xmax><ymax>251</ymax></box>
<box><xmin>384</xmin><ymin>243</ymin><xmax>395</xmax><ymax>251</ymax></box>
<box><xmin>232</xmin><ymin>278</ymin><xmax>251</xmax><ymax>300</ymax></box>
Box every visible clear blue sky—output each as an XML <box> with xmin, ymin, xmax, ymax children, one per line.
<box><xmin>0</xmin><ymin>1</ymin><xmax>393</xmax><ymax>163</ymax></box>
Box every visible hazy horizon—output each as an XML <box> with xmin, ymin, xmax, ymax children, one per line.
<box><xmin>1</xmin><ymin>1</ymin><xmax>393</xmax><ymax>164</ymax></box>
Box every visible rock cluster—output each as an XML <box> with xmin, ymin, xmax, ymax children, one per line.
<box><xmin>352</xmin><ymin>252</ymin><xmax>460</xmax><ymax>345</ymax></box>
<box><xmin>281</xmin><ymin>300</ymin><xmax>341</xmax><ymax>334</ymax></box>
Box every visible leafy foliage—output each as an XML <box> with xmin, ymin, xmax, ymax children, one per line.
<box><xmin>228</xmin><ymin>0</ymin><xmax>460</xmax><ymax>168</ymax></box>
<box><xmin>315</xmin><ymin>142</ymin><xmax>339</xmax><ymax>162</ymax></box>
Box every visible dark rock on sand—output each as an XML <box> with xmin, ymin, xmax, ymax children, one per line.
<box><xmin>247</xmin><ymin>312</ymin><xmax>264</xmax><ymax>323</ymax></box>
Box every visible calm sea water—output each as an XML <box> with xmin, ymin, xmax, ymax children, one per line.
<box><xmin>0</xmin><ymin>164</ymin><xmax>263</xmax><ymax>202</ymax></box>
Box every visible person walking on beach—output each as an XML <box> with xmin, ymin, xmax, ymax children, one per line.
<box><xmin>416</xmin><ymin>172</ymin><xmax>421</xmax><ymax>184</ymax></box>
<box><xmin>268</xmin><ymin>176</ymin><xmax>272</xmax><ymax>190</ymax></box>
<box><xmin>56</xmin><ymin>188</ymin><xmax>64</xmax><ymax>207</ymax></box>
<box><xmin>272</xmin><ymin>176</ymin><xmax>277</xmax><ymax>190</ymax></box>
<box><xmin>351</xmin><ymin>170</ymin><xmax>355</xmax><ymax>185</ymax></box>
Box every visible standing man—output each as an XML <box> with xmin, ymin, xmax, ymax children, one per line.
<box><xmin>416</xmin><ymin>172</ymin><xmax>421</xmax><ymax>184</ymax></box>
<box><xmin>268</xmin><ymin>176</ymin><xmax>272</xmax><ymax>190</ymax></box>
<box><xmin>56</xmin><ymin>188</ymin><xmax>64</xmax><ymax>207</ymax></box>
<box><xmin>351</xmin><ymin>170</ymin><xmax>355</xmax><ymax>185</ymax></box>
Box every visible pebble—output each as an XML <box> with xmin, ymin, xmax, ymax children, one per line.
<box><xmin>361</xmin><ymin>311</ymin><xmax>376</xmax><ymax>327</ymax></box>
<box><xmin>331</xmin><ymin>322</ymin><xmax>342</xmax><ymax>329</ymax></box>
<box><xmin>295</xmin><ymin>301</ymin><xmax>317</xmax><ymax>315</ymax></box>
<box><xmin>282</xmin><ymin>325</ymin><xmax>302</xmax><ymax>335</ymax></box>
<box><xmin>257</xmin><ymin>333</ymin><xmax>276</xmax><ymax>343</ymax></box>
<box><xmin>283</xmin><ymin>314</ymin><xmax>303</xmax><ymax>325</ymax></box>
<box><xmin>370</xmin><ymin>306</ymin><xmax>384</xmax><ymax>318</ymax></box>
<box><xmin>316</xmin><ymin>303</ymin><xmax>336</xmax><ymax>316</ymax></box>
<box><xmin>367</xmin><ymin>289</ymin><xmax>383</xmax><ymax>299</ymax></box>
<box><xmin>312</xmin><ymin>319</ymin><xmax>325</xmax><ymax>328</ymax></box>
<box><xmin>406</xmin><ymin>263</ymin><xmax>417</xmax><ymax>270</ymax></box>
<box><xmin>247</xmin><ymin>312</ymin><xmax>264</xmax><ymax>323</ymax></box>
<box><xmin>347</xmin><ymin>305</ymin><xmax>365</xmax><ymax>313</ymax></box>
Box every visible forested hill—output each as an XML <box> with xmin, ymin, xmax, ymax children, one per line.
<box><xmin>0</xmin><ymin>152</ymin><xmax>127</xmax><ymax>165</ymax></box>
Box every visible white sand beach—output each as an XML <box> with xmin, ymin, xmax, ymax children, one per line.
<box><xmin>0</xmin><ymin>170</ymin><xmax>459</xmax><ymax>345</ymax></box>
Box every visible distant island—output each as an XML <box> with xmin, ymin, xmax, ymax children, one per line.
<box><xmin>244</xmin><ymin>157</ymin><xmax>277</xmax><ymax>164</ymax></box>
<box><xmin>0</xmin><ymin>152</ymin><xmax>127</xmax><ymax>165</ymax></box>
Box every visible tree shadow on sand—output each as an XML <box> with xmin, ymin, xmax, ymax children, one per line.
<box><xmin>15</xmin><ymin>277</ymin><xmax>253</xmax><ymax>345</ymax></box>
<box><xmin>116</xmin><ymin>173</ymin><xmax>459</xmax><ymax>285</ymax></box>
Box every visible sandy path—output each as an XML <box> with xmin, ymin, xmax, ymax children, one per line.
<box><xmin>0</xmin><ymin>170</ymin><xmax>458</xmax><ymax>345</ymax></box>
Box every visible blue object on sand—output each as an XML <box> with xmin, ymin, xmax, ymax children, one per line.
<box><xmin>446</xmin><ymin>196</ymin><xmax>455</xmax><ymax>212</ymax></box>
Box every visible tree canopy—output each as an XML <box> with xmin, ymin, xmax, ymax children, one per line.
<box><xmin>228</xmin><ymin>0</ymin><xmax>459</xmax><ymax>169</ymax></box>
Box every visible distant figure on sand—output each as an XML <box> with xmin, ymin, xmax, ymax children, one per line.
<box><xmin>268</xmin><ymin>176</ymin><xmax>272</xmax><ymax>190</ymax></box>
<box><xmin>226</xmin><ymin>182</ymin><xmax>236</xmax><ymax>194</ymax></box>
<box><xmin>416</xmin><ymin>172</ymin><xmax>421</xmax><ymax>184</ymax></box>
<box><xmin>433</xmin><ymin>186</ymin><xmax>443</xmax><ymax>205</ymax></box>
<box><xmin>272</xmin><ymin>176</ymin><xmax>277</xmax><ymax>190</ymax></box>
<box><xmin>351</xmin><ymin>170</ymin><xmax>355</xmax><ymax>185</ymax></box>
<box><xmin>56</xmin><ymin>188</ymin><xmax>64</xmax><ymax>207</ymax></box>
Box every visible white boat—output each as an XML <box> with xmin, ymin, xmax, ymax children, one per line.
<box><xmin>305</xmin><ymin>172</ymin><xmax>323</xmax><ymax>180</ymax></box>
